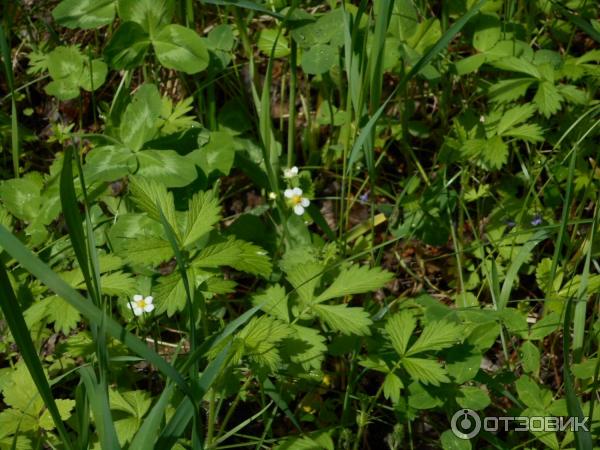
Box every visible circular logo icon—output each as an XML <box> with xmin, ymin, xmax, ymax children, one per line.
<box><xmin>451</xmin><ymin>409</ymin><xmax>481</xmax><ymax>439</ymax></box>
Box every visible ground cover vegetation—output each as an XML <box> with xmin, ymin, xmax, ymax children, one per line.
<box><xmin>0</xmin><ymin>0</ymin><xmax>599</xmax><ymax>448</ymax></box>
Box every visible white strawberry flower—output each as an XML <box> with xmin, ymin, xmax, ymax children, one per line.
<box><xmin>128</xmin><ymin>294</ymin><xmax>155</xmax><ymax>316</ymax></box>
<box><xmin>284</xmin><ymin>187</ymin><xmax>310</xmax><ymax>215</ymax></box>
<box><xmin>283</xmin><ymin>166</ymin><xmax>299</xmax><ymax>179</ymax></box>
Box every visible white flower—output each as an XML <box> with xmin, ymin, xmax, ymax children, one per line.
<box><xmin>128</xmin><ymin>294</ymin><xmax>155</xmax><ymax>316</ymax></box>
<box><xmin>283</xmin><ymin>166</ymin><xmax>299</xmax><ymax>179</ymax></box>
<box><xmin>268</xmin><ymin>191</ymin><xmax>277</xmax><ymax>200</ymax></box>
<box><xmin>284</xmin><ymin>187</ymin><xmax>310</xmax><ymax>215</ymax></box>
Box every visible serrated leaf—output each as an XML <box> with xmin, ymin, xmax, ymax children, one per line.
<box><xmin>182</xmin><ymin>190</ymin><xmax>220</xmax><ymax>248</ymax></box>
<box><xmin>252</xmin><ymin>284</ymin><xmax>289</xmax><ymax>322</ymax></box>
<box><xmin>238</xmin><ymin>316</ymin><xmax>293</xmax><ymax>370</ymax></box>
<box><xmin>193</xmin><ymin>236</ymin><xmax>271</xmax><ymax>278</ymax></box>
<box><xmin>117</xmin><ymin>0</ymin><xmax>173</xmax><ymax>32</ymax></box>
<box><xmin>386</xmin><ymin>310</ymin><xmax>417</xmax><ymax>356</ymax></box>
<box><xmin>382</xmin><ymin>372</ymin><xmax>404</xmax><ymax>404</ymax></box>
<box><xmin>128</xmin><ymin>177</ymin><xmax>178</xmax><ymax>238</ymax></box>
<box><xmin>284</xmin><ymin>262</ymin><xmax>324</xmax><ymax>304</ymax></box>
<box><xmin>98</xmin><ymin>272</ymin><xmax>136</xmax><ymax>297</ymax></box>
<box><xmin>489</xmin><ymin>56</ymin><xmax>540</xmax><ymax>78</ymax></box>
<box><xmin>314</xmin><ymin>265</ymin><xmax>392</xmax><ymax>303</ymax></box>
<box><xmin>153</xmin><ymin>24</ymin><xmax>209</xmax><ymax>74</ymax></box>
<box><xmin>520</xmin><ymin>340</ymin><xmax>540</xmax><ymax>374</ymax></box>
<box><xmin>501</xmin><ymin>123</ymin><xmax>544</xmax><ymax>142</ymax></box>
<box><xmin>402</xmin><ymin>357</ymin><xmax>449</xmax><ymax>386</ymax></box>
<box><xmin>488</xmin><ymin>78</ymin><xmax>535</xmax><ymax>103</ymax></box>
<box><xmin>311</xmin><ymin>304</ymin><xmax>372</xmax><ymax>335</ymax></box>
<box><xmin>154</xmin><ymin>270</ymin><xmax>192</xmax><ymax>316</ymax></box>
<box><xmin>120</xmin><ymin>236</ymin><xmax>173</xmax><ymax>266</ymax></box>
<box><xmin>283</xmin><ymin>324</ymin><xmax>327</xmax><ymax>370</ymax></box>
<box><xmin>39</xmin><ymin>399</ymin><xmax>75</xmax><ymax>431</ymax></box>
<box><xmin>481</xmin><ymin>135</ymin><xmax>508</xmax><ymax>170</ymax></box>
<box><xmin>533</xmin><ymin>81</ymin><xmax>563</xmax><ymax>118</ymax></box>
<box><xmin>497</xmin><ymin>104</ymin><xmax>536</xmax><ymax>135</ymax></box>
<box><xmin>406</xmin><ymin>320</ymin><xmax>463</xmax><ymax>356</ymax></box>
<box><xmin>84</xmin><ymin>145</ymin><xmax>136</xmax><ymax>183</ymax></box>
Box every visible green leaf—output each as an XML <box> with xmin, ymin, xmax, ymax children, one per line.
<box><xmin>120</xmin><ymin>84</ymin><xmax>162</xmax><ymax>151</ymax></box>
<box><xmin>153</xmin><ymin>24</ymin><xmax>209</xmax><ymax>74</ymax></box>
<box><xmin>135</xmin><ymin>150</ymin><xmax>198</xmax><ymax>188</ymax></box>
<box><xmin>79</xmin><ymin>58</ymin><xmax>108</xmax><ymax>92</ymax></box>
<box><xmin>252</xmin><ymin>284</ymin><xmax>289</xmax><ymax>322</ymax></box>
<box><xmin>283</xmin><ymin>324</ymin><xmax>326</xmax><ymax>370</ymax></box>
<box><xmin>520</xmin><ymin>340</ymin><xmax>540</xmax><ymax>374</ymax></box>
<box><xmin>311</xmin><ymin>304</ymin><xmax>372</xmax><ymax>335</ymax></box>
<box><xmin>128</xmin><ymin>177</ymin><xmax>178</xmax><ymax>236</ymax></box>
<box><xmin>53</xmin><ymin>0</ymin><xmax>116</xmax><ymax>29</ymax></box>
<box><xmin>401</xmin><ymin>357</ymin><xmax>449</xmax><ymax>386</ymax></box>
<box><xmin>84</xmin><ymin>146</ymin><xmax>136</xmax><ymax>183</ymax></box>
<box><xmin>182</xmin><ymin>190</ymin><xmax>221</xmax><ymax>248</ymax></box>
<box><xmin>187</xmin><ymin>130</ymin><xmax>237</xmax><ymax>176</ymax></box>
<box><xmin>489</xmin><ymin>56</ymin><xmax>541</xmax><ymax>78</ymax></box>
<box><xmin>488</xmin><ymin>78</ymin><xmax>535</xmax><ymax>103</ymax></box>
<box><xmin>193</xmin><ymin>236</ymin><xmax>272</xmax><ymax>277</ymax></box>
<box><xmin>456</xmin><ymin>386</ymin><xmax>490</xmax><ymax>410</ymax></box>
<box><xmin>501</xmin><ymin>123</ymin><xmax>544</xmax><ymax>142</ymax></box>
<box><xmin>481</xmin><ymin>135</ymin><xmax>508</xmax><ymax>170</ymax></box>
<box><xmin>257</xmin><ymin>29</ymin><xmax>290</xmax><ymax>58</ymax></box>
<box><xmin>104</xmin><ymin>21</ymin><xmax>150</xmax><ymax>69</ymax></box>
<box><xmin>117</xmin><ymin>0</ymin><xmax>174</xmax><ymax>33</ymax></box>
<box><xmin>472</xmin><ymin>13</ymin><xmax>500</xmax><ymax>51</ymax></box>
<box><xmin>534</xmin><ymin>81</ymin><xmax>563</xmax><ymax>118</ymax></box>
<box><xmin>45</xmin><ymin>46</ymin><xmax>84</xmax><ymax>100</ymax></box>
<box><xmin>496</xmin><ymin>104</ymin><xmax>536</xmax><ymax>135</ymax></box>
<box><xmin>382</xmin><ymin>372</ymin><xmax>404</xmax><ymax>404</ymax></box>
<box><xmin>406</xmin><ymin>320</ymin><xmax>463</xmax><ymax>355</ymax></box>
<box><xmin>315</xmin><ymin>265</ymin><xmax>392</xmax><ymax>303</ymax></box>
<box><xmin>154</xmin><ymin>270</ymin><xmax>191</xmax><ymax>316</ymax></box>
<box><xmin>284</xmin><ymin>261</ymin><xmax>323</xmax><ymax>304</ymax></box>
<box><xmin>237</xmin><ymin>316</ymin><xmax>293</xmax><ymax>370</ymax></box>
<box><xmin>39</xmin><ymin>399</ymin><xmax>75</xmax><ymax>431</ymax></box>
<box><xmin>385</xmin><ymin>310</ymin><xmax>417</xmax><ymax>356</ymax></box>
<box><xmin>0</xmin><ymin>174</ymin><xmax>42</xmax><ymax>222</ymax></box>
<box><xmin>441</xmin><ymin>430</ymin><xmax>471</xmax><ymax>450</ymax></box>
<box><xmin>301</xmin><ymin>44</ymin><xmax>337</xmax><ymax>75</ymax></box>
<box><xmin>119</xmin><ymin>236</ymin><xmax>173</xmax><ymax>266</ymax></box>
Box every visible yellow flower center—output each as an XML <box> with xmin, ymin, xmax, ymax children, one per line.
<box><xmin>136</xmin><ymin>299</ymin><xmax>147</xmax><ymax>308</ymax></box>
<box><xmin>291</xmin><ymin>195</ymin><xmax>302</xmax><ymax>205</ymax></box>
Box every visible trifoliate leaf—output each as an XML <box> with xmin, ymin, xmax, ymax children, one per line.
<box><xmin>282</xmin><ymin>324</ymin><xmax>327</xmax><ymax>370</ymax></box>
<box><xmin>182</xmin><ymin>190</ymin><xmax>220</xmax><ymax>248</ymax></box>
<box><xmin>311</xmin><ymin>304</ymin><xmax>372</xmax><ymax>335</ymax></box>
<box><xmin>401</xmin><ymin>357</ymin><xmax>449</xmax><ymax>386</ymax></box>
<box><xmin>53</xmin><ymin>0</ymin><xmax>116</xmax><ymax>29</ymax></box>
<box><xmin>99</xmin><ymin>271</ymin><xmax>137</xmax><ymax>297</ymax></box>
<box><xmin>135</xmin><ymin>149</ymin><xmax>198</xmax><ymax>188</ymax></box>
<box><xmin>386</xmin><ymin>310</ymin><xmax>417</xmax><ymax>356</ymax></box>
<box><xmin>314</xmin><ymin>265</ymin><xmax>392</xmax><ymax>303</ymax></box>
<box><xmin>193</xmin><ymin>236</ymin><xmax>272</xmax><ymax>278</ymax></box>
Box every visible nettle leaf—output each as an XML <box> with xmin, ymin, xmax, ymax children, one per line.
<box><xmin>402</xmin><ymin>357</ymin><xmax>449</xmax><ymax>386</ymax></box>
<box><xmin>53</xmin><ymin>0</ymin><xmax>116</xmax><ymax>29</ymax></box>
<box><xmin>182</xmin><ymin>190</ymin><xmax>221</xmax><ymax>248</ymax></box>
<box><xmin>385</xmin><ymin>310</ymin><xmax>417</xmax><ymax>356</ymax></box>
<box><xmin>120</xmin><ymin>84</ymin><xmax>162</xmax><ymax>151</ymax></box>
<box><xmin>117</xmin><ymin>0</ymin><xmax>174</xmax><ymax>33</ymax></box>
<box><xmin>311</xmin><ymin>304</ymin><xmax>372</xmax><ymax>335</ymax></box>
<box><xmin>533</xmin><ymin>81</ymin><xmax>563</xmax><ymax>118</ymax></box>
<box><xmin>104</xmin><ymin>21</ymin><xmax>150</xmax><ymax>69</ymax></box>
<box><xmin>237</xmin><ymin>315</ymin><xmax>293</xmax><ymax>371</ymax></box>
<box><xmin>135</xmin><ymin>149</ymin><xmax>198</xmax><ymax>188</ymax></box>
<box><xmin>153</xmin><ymin>24</ymin><xmax>209</xmax><ymax>74</ymax></box>
<box><xmin>193</xmin><ymin>236</ymin><xmax>272</xmax><ymax>278</ymax></box>
<box><xmin>252</xmin><ymin>284</ymin><xmax>289</xmax><ymax>322</ymax></box>
<box><xmin>314</xmin><ymin>265</ymin><xmax>392</xmax><ymax>303</ymax></box>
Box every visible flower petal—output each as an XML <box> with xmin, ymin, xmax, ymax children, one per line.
<box><xmin>293</xmin><ymin>205</ymin><xmax>305</xmax><ymax>215</ymax></box>
<box><xmin>133</xmin><ymin>294</ymin><xmax>143</xmax><ymax>302</ymax></box>
<box><xmin>292</xmin><ymin>187</ymin><xmax>303</xmax><ymax>196</ymax></box>
<box><xmin>284</xmin><ymin>189</ymin><xmax>293</xmax><ymax>198</ymax></box>
<box><xmin>144</xmin><ymin>303</ymin><xmax>155</xmax><ymax>313</ymax></box>
<box><xmin>133</xmin><ymin>307</ymin><xmax>144</xmax><ymax>316</ymax></box>
<box><xmin>301</xmin><ymin>198</ymin><xmax>310</xmax><ymax>207</ymax></box>
<box><xmin>145</xmin><ymin>296</ymin><xmax>153</xmax><ymax>304</ymax></box>
<box><xmin>290</xmin><ymin>166</ymin><xmax>298</xmax><ymax>175</ymax></box>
